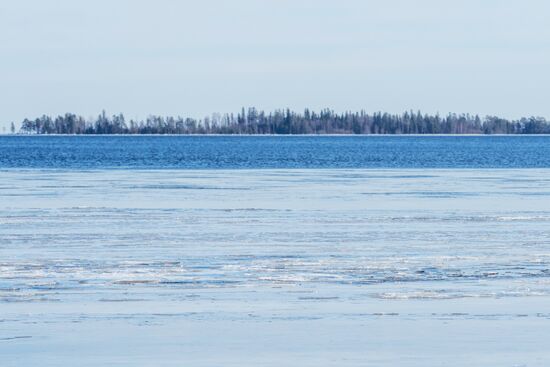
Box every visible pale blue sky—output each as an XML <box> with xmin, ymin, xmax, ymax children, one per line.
<box><xmin>1</xmin><ymin>0</ymin><xmax>549</xmax><ymax>129</ymax></box>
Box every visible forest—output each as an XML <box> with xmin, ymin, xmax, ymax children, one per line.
<box><xmin>15</xmin><ymin>108</ymin><xmax>550</xmax><ymax>135</ymax></box>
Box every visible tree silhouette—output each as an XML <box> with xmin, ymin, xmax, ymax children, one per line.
<box><xmin>15</xmin><ymin>109</ymin><xmax>550</xmax><ymax>135</ymax></box>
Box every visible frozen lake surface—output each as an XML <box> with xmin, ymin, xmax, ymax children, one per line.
<box><xmin>1</xmin><ymin>168</ymin><xmax>550</xmax><ymax>366</ymax></box>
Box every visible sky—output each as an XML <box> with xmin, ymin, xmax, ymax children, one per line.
<box><xmin>1</xmin><ymin>0</ymin><xmax>549</xmax><ymax>130</ymax></box>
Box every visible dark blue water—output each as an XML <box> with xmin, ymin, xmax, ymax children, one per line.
<box><xmin>1</xmin><ymin>136</ymin><xmax>549</xmax><ymax>169</ymax></box>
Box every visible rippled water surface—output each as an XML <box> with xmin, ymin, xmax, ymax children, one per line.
<box><xmin>2</xmin><ymin>135</ymin><xmax>550</xmax><ymax>168</ymax></box>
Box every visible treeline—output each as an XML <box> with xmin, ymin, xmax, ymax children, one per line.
<box><xmin>17</xmin><ymin>108</ymin><xmax>550</xmax><ymax>135</ymax></box>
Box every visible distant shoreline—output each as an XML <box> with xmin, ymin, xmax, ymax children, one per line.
<box><xmin>15</xmin><ymin>110</ymin><xmax>550</xmax><ymax>135</ymax></box>
<box><xmin>4</xmin><ymin>133</ymin><xmax>550</xmax><ymax>137</ymax></box>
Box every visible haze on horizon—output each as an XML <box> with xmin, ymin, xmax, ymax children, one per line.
<box><xmin>1</xmin><ymin>0</ymin><xmax>549</xmax><ymax>131</ymax></box>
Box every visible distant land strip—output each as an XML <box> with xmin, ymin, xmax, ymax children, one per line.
<box><xmin>10</xmin><ymin>108</ymin><xmax>550</xmax><ymax>135</ymax></box>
